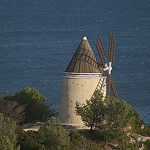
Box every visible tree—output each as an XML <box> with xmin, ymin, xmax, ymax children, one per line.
<box><xmin>104</xmin><ymin>97</ymin><xmax>133</xmax><ymax>130</ymax></box>
<box><xmin>76</xmin><ymin>90</ymin><xmax>134</xmax><ymax>132</ymax></box>
<box><xmin>16</xmin><ymin>128</ymin><xmax>46</xmax><ymax>150</ymax></box>
<box><xmin>13</xmin><ymin>87</ymin><xmax>53</xmax><ymax>123</ymax></box>
<box><xmin>44</xmin><ymin>116</ymin><xmax>70</xmax><ymax>150</ymax></box>
<box><xmin>0</xmin><ymin>100</ymin><xmax>25</xmax><ymax>124</ymax></box>
<box><xmin>144</xmin><ymin>140</ymin><xmax>150</xmax><ymax>150</ymax></box>
<box><xmin>0</xmin><ymin>135</ymin><xmax>20</xmax><ymax>150</ymax></box>
<box><xmin>131</xmin><ymin>109</ymin><xmax>150</xmax><ymax>136</ymax></box>
<box><xmin>0</xmin><ymin>113</ymin><xmax>20</xmax><ymax>150</ymax></box>
<box><xmin>69</xmin><ymin>130</ymin><xmax>82</xmax><ymax>149</ymax></box>
<box><xmin>76</xmin><ymin>90</ymin><xmax>105</xmax><ymax>131</ymax></box>
<box><xmin>119</xmin><ymin>138</ymin><xmax>138</xmax><ymax>150</ymax></box>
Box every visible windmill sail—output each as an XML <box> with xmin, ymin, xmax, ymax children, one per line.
<box><xmin>110</xmin><ymin>75</ymin><xmax>118</xmax><ymax>98</ymax></box>
<box><xmin>96</xmin><ymin>32</ymin><xmax>118</xmax><ymax>98</ymax></box>
<box><xmin>96</xmin><ymin>35</ymin><xmax>107</xmax><ymax>67</ymax></box>
<box><xmin>106</xmin><ymin>73</ymin><xmax>111</xmax><ymax>96</ymax></box>
<box><xmin>108</xmin><ymin>32</ymin><xmax>115</xmax><ymax>66</ymax></box>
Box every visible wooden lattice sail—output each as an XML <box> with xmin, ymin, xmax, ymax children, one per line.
<box><xmin>96</xmin><ymin>32</ymin><xmax>118</xmax><ymax>98</ymax></box>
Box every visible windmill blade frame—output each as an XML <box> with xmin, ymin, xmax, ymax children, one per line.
<box><xmin>108</xmin><ymin>32</ymin><xmax>115</xmax><ymax>66</ymax></box>
<box><xmin>106</xmin><ymin>72</ymin><xmax>111</xmax><ymax>96</ymax></box>
<box><xmin>96</xmin><ymin>33</ymin><xmax>118</xmax><ymax>98</ymax></box>
<box><xmin>110</xmin><ymin>74</ymin><xmax>118</xmax><ymax>98</ymax></box>
<box><xmin>96</xmin><ymin>35</ymin><xmax>107</xmax><ymax>67</ymax></box>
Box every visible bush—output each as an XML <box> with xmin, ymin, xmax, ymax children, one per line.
<box><xmin>144</xmin><ymin>140</ymin><xmax>150</xmax><ymax>150</ymax></box>
<box><xmin>0</xmin><ymin>100</ymin><xmax>25</xmax><ymax>124</ymax></box>
<box><xmin>44</xmin><ymin>117</ymin><xmax>70</xmax><ymax>150</ymax></box>
<box><xmin>69</xmin><ymin>130</ymin><xmax>99</xmax><ymax>150</ymax></box>
<box><xmin>14</xmin><ymin>87</ymin><xmax>52</xmax><ymax>123</ymax></box>
<box><xmin>0</xmin><ymin>113</ymin><xmax>20</xmax><ymax>150</ymax></box>
<box><xmin>131</xmin><ymin>109</ymin><xmax>150</xmax><ymax>136</ymax></box>
<box><xmin>102</xmin><ymin>129</ymin><xmax>127</xmax><ymax>144</ymax></box>
<box><xmin>134</xmin><ymin>126</ymin><xmax>150</xmax><ymax>136</ymax></box>
<box><xmin>76</xmin><ymin>91</ymin><xmax>133</xmax><ymax>132</ymax></box>
<box><xmin>119</xmin><ymin>138</ymin><xmax>138</xmax><ymax>150</ymax></box>
<box><xmin>16</xmin><ymin>128</ymin><xmax>46</xmax><ymax>150</ymax></box>
<box><xmin>69</xmin><ymin>130</ymin><xmax>82</xmax><ymax>149</ymax></box>
<box><xmin>0</xmin><ymin>87</ymin><xmax>55</xmax><ymax>124</ymax></box>
<box><xmin>79</xmin><ymin>130</ymin><xmax>104</xmax><ymax>142</ymax></box>
<box><xmin>75</xmin><ymin>136</ymin><xmax>99</xmax><ymax>150</ymax></box>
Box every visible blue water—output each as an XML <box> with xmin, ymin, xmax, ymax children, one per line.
<box><xmin>0</xmin><ymin>0</ymin><xmax>150</xmax><ymax>124</ymax></box>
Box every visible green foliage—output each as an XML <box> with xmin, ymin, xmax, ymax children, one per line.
<box><xmin>81</xmin><ymin>130</ymin><xmax>104</xmax><ymax>142</ymax></box>
<box><xmin>104</xmin><ymin>97</ymin><xmax>133</xmax><ymax>130</ymax></box>
<box><xmin>144</xmin><ymin>140</ymin><xmax>150</xmax><ymax>150</ymax></box>
<box><xmin>76</xmin><ymin>90</ymin><xmax>105</xmax><ymax>130</ymax></box>
<box><xmin>69</xmin><ymin>131</ymin><xmax>82</xmax><ymax>149</ymax></box>
<box><xmin>0</xmin><ymin>113</ymin><xmax>20</xmax><ymax>150</ymax></box>
<box><xmin>102</xmin><ymin>129</ymin><xmax>126</xmax><ymax>144</ymax></box>
<box><xmin>17</xmin><ymin>118</ymin><xmax>99</xmax><ymax>150</ymax></box>
<box><xmin>75</xmin><ymin>136</ymin><xmax>99</xmax><ymax>150</ymax></box>
<box><xmin>76</xmin><ymin>90</ymin><xmax>133</xmax><ymax>132</ymax></box>
<box><xmin>134</xmin><ymin>126</ymin><xmax>150</xmax><ymax>136</ymax></box>
<box><xmin>134</xmin><ymin>109</ymin><xmax>141</xmax><ymax>120</ymax></box>
<box><xmin>75</xmin><ymin>90</ymin><xmax>139</xmax><ymax>148</ymax></box>
<box><xmin>0</xmin><ymin>135</ymin><xmax>20</xmax><ymax>150</ymax></box>
<box><xmin>0</xmin><ymin>135</ymin><xmax>14</xmax><ymax>150</ymax></box>
<box><xmin>131</xmin><ymin>109</ymin><xmax>150</xmax><ymax>136</ymax></box>
<box><xmin>17</xmin><ymin>128</ymin><xmax>46</xmax><ymax>150</ymax></box>
<box><xmin>0</xmin><ymin>100</ymin><xmax>25</xmax><ymax>124</ymax></box>
<box><xmin>69</xmin><ymin>130</ymin><xmax>99</xmax><ymax>150</ymax></box>
<box><xmin>131</xmin><ymin>109</ymin><xmax>142</xmax><ymax>129</ymax></box>
<box><xmin>44</xmin><ymin>117</ymin><xmax>70</xmax><ymax>150</ymax></box>
<box><xmin>12</xmin><ymin>87</ymin><xmax>53</xmax><ymax>123</ymax></box>
<box><xmin>119</xmin><ymin>138</ymin><xmax>138</xmax><ymax>150</ymax></box>
<box><xmin>0</xmin><ymin>91</ymin><xmax>13</xmax><ymax>101</ymax></box>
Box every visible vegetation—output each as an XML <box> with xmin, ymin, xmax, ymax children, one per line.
<box><xmin>144</xmin><ymin>140</ymin><xmax>150</xmax><ymax>150</ymax></box>
<box><xmin>44</xmin><ymin>116</ymin><xmax>70</xmax><ymax>150</ymax></box>
<box><xmin>75</xmin><ymin>90</ymin><xmax>150</xmax><ymax>149</ymax></box>
<box><xmin>131</xmin><ymin>109</ymin><xmax>150</xmax><ymax>136</ymax></box>
<box><xmin>17</xmin><ymin>128</ymin><xmax>46</xmax><ymax>150</ymax></box>
<box><xmin>0</xmin><ymin>87</ymin><xmax>54</xmax><ymax>124</ymax></box>
<box><xmin>76</xmin><ymin>90</ymin><xmax>133</xmax><ymax>131</ymax></box>
<box><xmin>76</xmin><ymin>90</ymin><xmax>105</xmax><ymax>131</ymax></box>
<box><xmin>0</xmin><ymin>100</ymin><xmax>25</xmax><ymax>123</ymax></box>
<box><xmin>14</xmin><ymin>87</ymin><xmax>53</xmax><ymax>123</ymax></box>
<box><xmin>0</xmin><ymin>88</ymin><xmax>150</xmax><ymax>149</ymax></box>
<box><xmin>0</xmin><ymin>113</ymin><xmax>20</xmax><ymax>150</ymax></box>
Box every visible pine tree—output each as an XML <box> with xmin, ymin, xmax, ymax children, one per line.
<box><xmin>0</xmin><ymin>113</ymin><xmax>20</xmax><ymax>150</ymax></box>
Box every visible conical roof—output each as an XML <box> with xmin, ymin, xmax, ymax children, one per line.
<box><xmin>65</xmin><ymin>36</ymin><xmax>103</xmax><ymax>73</ymax></box>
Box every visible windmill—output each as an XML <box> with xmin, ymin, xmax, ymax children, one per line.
<box><xmin>60</xmin><ymin>34</ymin><xmax>118</xmax><ymax>129</ymax></box>
<box><xmin>96</xmin><ymin>32</ymin><xmax>118</xmax><ymax>98</ymax></box>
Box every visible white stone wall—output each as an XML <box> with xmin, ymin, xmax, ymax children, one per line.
<box><xmin>60</xmin><ymin>73</ymin><xmax>106</xmax><ymax>128</ymax></box>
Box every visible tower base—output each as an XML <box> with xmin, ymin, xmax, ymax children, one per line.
<box><xmin>60</xmin><ymin>72</ymin><xmax>106</xmax><ymax>129</ymax></box>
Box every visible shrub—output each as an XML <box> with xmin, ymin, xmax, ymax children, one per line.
<box><xmin>44</xmin><ymin>117</ymin><xmax>70</xmax><ymax>150</ymax></box>
<box><xmin>119</xmin><ymin>138</ymin><xmax>138</xmax><ymax>150</ymax></box>
<box><xmin>16</xmin><ymin>128</ymin><xmax>46</xmax><ymax>150</ymax></box>
<box><xmin>0</xmin><ymin>88</ymin><xmax>55</xmax><ymax>124</ymax></box>
<box><xmin>69</xmin><ymin>130</ymin><xmax>82</xmax><ymax>149</ymax></box>
<box><xmin>0</xmin><ymin>100</ymin><xmax>25</xmax><ymax>124</ymax></box>
<box><xmin>0</xmin><ymin>113</ymin><xmax>20</xmax><ymax>150</ymax></box>
<box><xmin>143</xmin><ymin>140</ymin><xmax>150</xmax><ymax>150</ymax></box>
<box><xmin>75</xmin><ymin>136</ymin><xmax>99</xmax><ymax>150</ymax></box>
<box><xmin>14</xmin><ymin>87</ymin><xmax>52</xmax><ymax>123</ymax></box>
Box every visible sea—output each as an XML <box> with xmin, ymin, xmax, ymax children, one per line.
<box><xmin>0</xmin><ymin>0</ymin><xmax>150</xmax><ymax>125</ymax></box>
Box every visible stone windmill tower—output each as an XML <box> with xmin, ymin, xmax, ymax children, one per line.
<box><xmin>60</xmin><ymin>36</ymin><xmax>106</xmax><ymax>129</ymax></box>
<box><xmin>60</xmin><ymin>33</ymin><xmax>118</xmax><ymax>129</ymax></box>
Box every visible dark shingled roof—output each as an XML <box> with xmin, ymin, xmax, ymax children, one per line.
<box><xmin>65</xmin><ymin>37</ymin><xmax>103</xmax><ymax>73</ymax></box>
